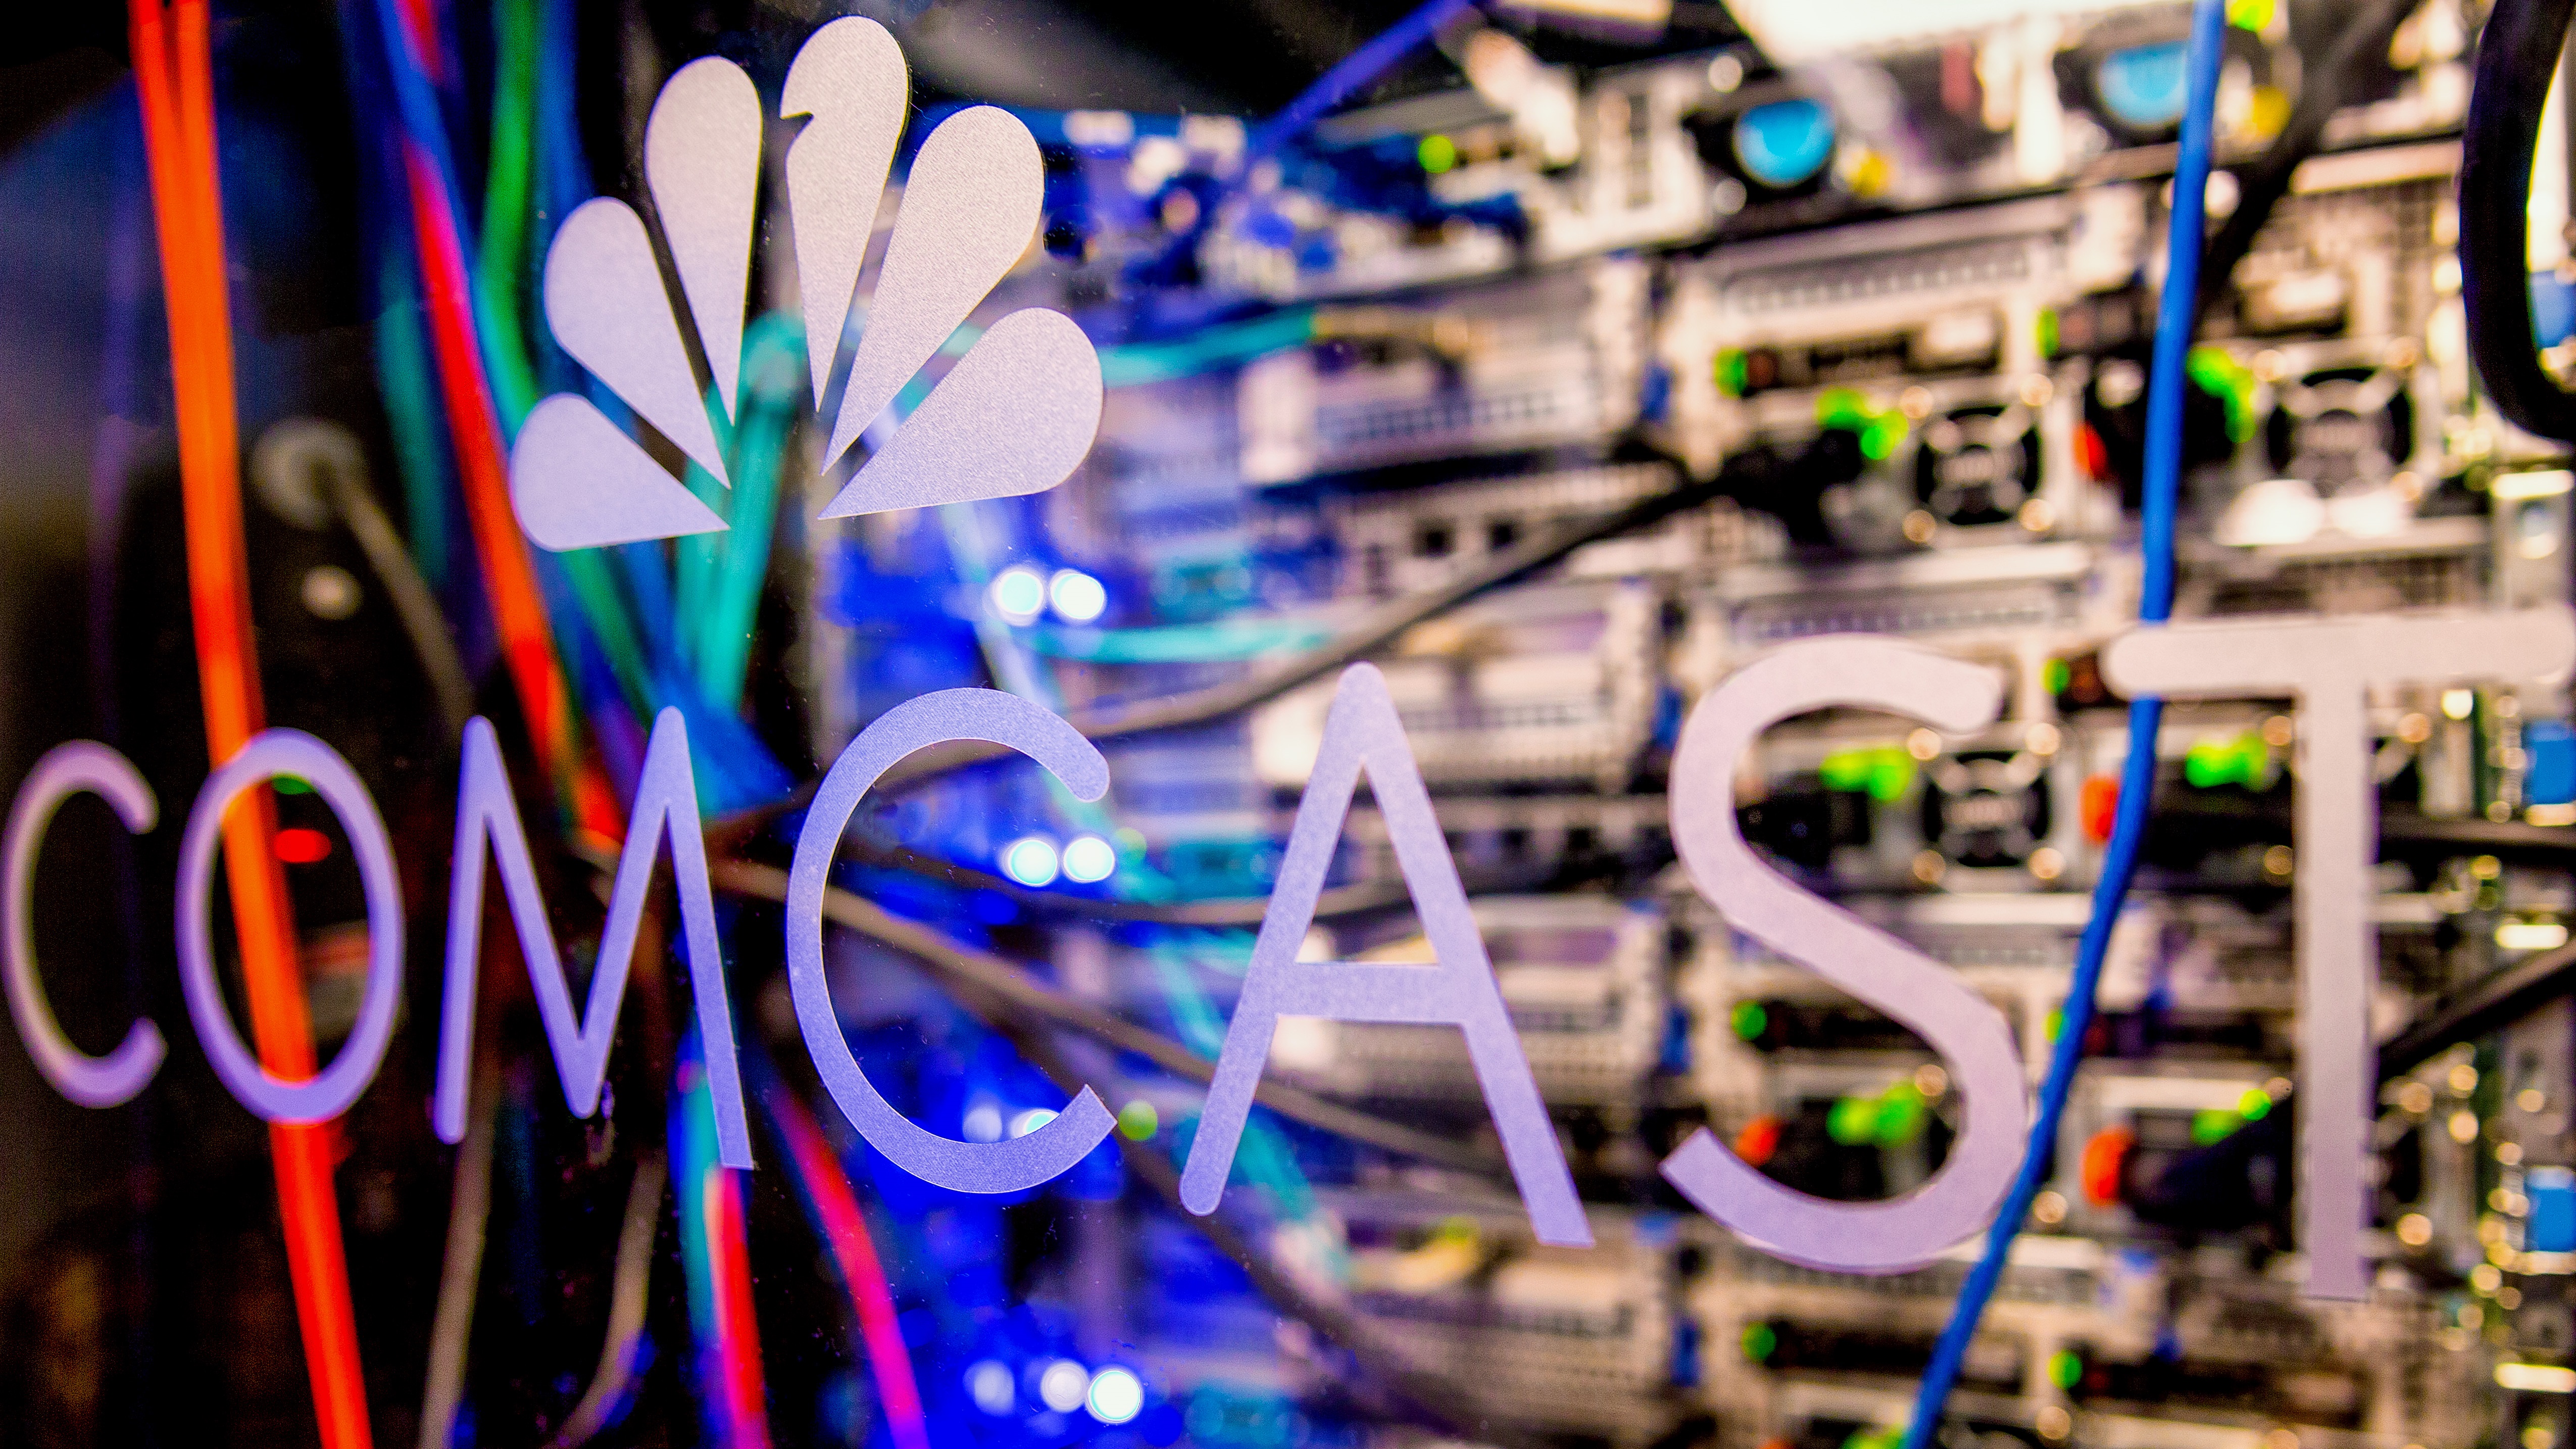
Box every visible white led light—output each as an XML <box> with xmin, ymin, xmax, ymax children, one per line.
<box><xmin>2497</xmin><ymin>921</ymin><xmax>2570</xmax><ymax>953</ymax></box>
<box><xmin>968</xmin><ymin>1360</ymin><xmax>1015</xmax><ymax>1415</ymax></box>
<box><xmin>1010</xmin><ymin>1107</ymin><xmax>1059</xmax><ymax>1138</ymax></box>
<box><xmin>963</xmin><ymin>1102</ymin><xmax>1005</xmax><ymax>1143</ymax></box>
<box><xmin>1001</xmin><ymin>836</ymin><xmax>1061</xmax><ymax>888</ymax></box>
<box><xmin>1038</xmin><ymin>1359</ymin><xmax>1089</xmax><ymax>1415</ymax></box>
<box><xmin>1049</xmin><ymin>569</ymin><xmax>1108</xmax><ymax>623</ymax></box>
<box><xmin>1086</xmin><ymin>1367</ymin><xmax>1144</xmax><ymax>1424</ymax></box>
<box><xmin>2498</xmin><ymin>1362</ymin><xmax>2576</xmax><ymax>1394</ymax></box>
<box><xmin>990</xmin><ymin>566</ymin><xmax>1047</xmax><ymax>624</ymax></box>
<box><xmin>1062</xmin><ymin>835</ymin><xmax>1117</xmax><ymax>884</ymax></box>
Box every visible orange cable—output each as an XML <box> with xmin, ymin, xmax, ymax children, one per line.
<box><xmin>127</xmin><ymin>4</ymin><xmax>373</xmax><ymax>1446</ymax></box>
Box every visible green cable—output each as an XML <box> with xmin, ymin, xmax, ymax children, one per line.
<box><xmin>375</xmin><ymin>246</ymin><xmax>451</xmax><ymax>589</ymax></box>
<box><xmin>699</xmin><ymin>316</ymin><xmax>805</xmax><ymax>709</ymax></box>
<box><xmin>675</xmin><ymin>460</ymin><xmax>725</xmax><ymax>673</ymax></box>
<box><xmin>475</xmin><ymin>0</ymin><xmax>542</xmax><ymax>429</ymax></box>
<box><xmin>557</xmin><ymin>548</ymin><xmax>657</xmax><ymax>719</ymax></box>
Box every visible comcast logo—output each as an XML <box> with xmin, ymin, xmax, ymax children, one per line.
<box><xmin>510</xmin><ymin>19</ymin><xmax>1104</xmax><ymax>551</ymax></box>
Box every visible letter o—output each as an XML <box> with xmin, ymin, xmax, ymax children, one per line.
<box><xmin>4</xmin><ymin>742</ymin><xmax>166</xmax><ymax>1107</ymax></box>
<box><xmin>786</xmin><ymin>689</ymin><xmax>1115</xmax><ymax>1193</ymax></box>
<box><xmin>176</xmin><ymin>731</ymin><xmax>405</xmax><ymax>1123</ymax></box>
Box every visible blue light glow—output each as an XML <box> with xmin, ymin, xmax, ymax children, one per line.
<box><xmin>1087</xmin><ymin>1367</ymin><xmax>1145</xmax><ymax>1424</ymax></box>
<box><xmin>1001</xmin><ymin>836</ymin><xmax>1061</xmax><ymax>887</ymax></box>
<box><xmin>2096</xmin><ymin>41</ymin><xmax>2190</xmax><ymax>130</ymax></box>
<box><xmin>1050</xmin><ymin>568</ymin><xmax>1108</xmax><ymax>622</ymax></box>
<box><xmin>1038</xmin><ymin>1359</ymin><xmax>1090</xmax><ymax>1414</ymax></box>
<box><xmin>968</xmin><ymin>1360</ymin><xmax>1015</xmax><ymax>1415</ymax></box>
<box><xmin>1732</xmin><ymin>98</ymin><xmax>1835</xmax><ymax>189</ymax></box>
<box><xmin>991</xmin><ymin>566</ymin><xmax>1048</xmax><ymax>623</ymax></box>
<box><xmin>1062</xmin><ymin>834</ymin><xmax>1117</xmax><ymax>883</ymax></box>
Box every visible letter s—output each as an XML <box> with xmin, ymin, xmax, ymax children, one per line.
<box><xmin>1661</xmin><ymin>636</ymin><xmax>2028</xmax><ymax>1273</ymax></box>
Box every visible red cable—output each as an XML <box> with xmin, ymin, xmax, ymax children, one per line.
<box><xmin>702</xmin><ymin>1166</ymin><xmax>775</xmax><ymax>1449</ymax></box>
<box><xmin>766</xmin><ymin>1083</ymin><xmax>932</xmax><ymax>1449</ymax></box>
<box><xmin>398</xmin><ymin>142</ymin><xmax>620</xmax><ymax>842</ymax></box>
<box><xmin>126</xmin><ymin>4</ymin><xmax>373</xmax><ymax>1446</ymax></box>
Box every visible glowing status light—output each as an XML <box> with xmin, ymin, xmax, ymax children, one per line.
<box><xmin>1049</xmin><ymin>568</ymin><xmax>1107</xmax><ymax>622</ymax></box>
<box><xmin>967</xmin><ymin>1360</ymin><xmax>1016</xmax><ymax>1414</ymax></box>
<box><xmin>991</xmin><ymin>565</ymin><xmax>1048</xmax><ymax>623</ymax></box>
<box><xmin>1011</xmin><ymin>1106</ymin><xmax>1060</xmax><ymax>1138</ymax></box>
<box><xmin>963</xmin><ymin>1102</ymin><xmax>1006</xmax><ymax>1143</ymax></box>
<box><xmin>1001</xmin><ymin>836</ymin><xmax>1061</xmax><ymax>887</ymax></box>
<box><xmin>1062</xmin><ymin>834</ymin><xmax>1117</xmax><ymax>883</ymax></box>
<box><xmin>1117</xmin><ymin>1099</ymin><xmax>1160</xmax><ymax>1140</ymax></box>
<box><xmin>1087</xmin><ymin>1367</ymin><xmax>1145</xmax><ymax>1424</ymax></box>
<box><xmin>1038</xmin><ymin>1360</ymin><xmax>1090</xmax><ymax>1414</ymax></box>
<box><xmin>1731</xmin><ymin>98</ymin><xmax>1834</xmax><ymax>189</ymax></box>
<box><xmin>1417</xmin><ymin>133</ymin><xmax>1457</xmax><ymax>174</ymax></box>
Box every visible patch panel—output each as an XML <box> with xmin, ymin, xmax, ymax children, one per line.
<box><xmin>1335</xmin><ymin>1195</ymin><xmax>1681</xmax><ymax>1444</ymax></box>
<box><xmin>1296</xmin><ymin>895</ymin><xmax>1670</xmax><ymax>1109</ymax></box>
<box><xmin>1237</xmin><ymin>260</ymin><xmax>1648</xmax><ymax>485</ymax></box>
<box><xmin>1333</xmin><ymin>788</ymin><xmax>1675</xmax><ymax>887</ymax></box>
<box><xmin>1320</xmin><ymin>459</ymin><xmax>1703</xmax><ymax>599</ymax></box>
<box><xmin>1676</xmin><ymin>543</ymin><xmax>2133</xmax><ymax>709</ymax></box>
<box><xmin>1251</xmin><ymin>577</ymin><xmax>1665</xmax><ymax>791</ymax></box>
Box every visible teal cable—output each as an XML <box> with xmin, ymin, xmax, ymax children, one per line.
<box><xmin>374</xmin><ymin>244</ymin><xmax>453</xmax><ymax>590</ymax></box>
<box><xmin>699</xmin><ymin>316</ymin><xmax>805</xmax><ymax>709</ymax></box>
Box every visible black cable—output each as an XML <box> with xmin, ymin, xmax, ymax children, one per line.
<box><xmin>2377</xmin><ymin>937</ymin><xmax>2576</xmax><ymax>1079</ymax></box>
<box><xmin>2193</xmin><ymin>0</ymin><xmax>2425</xmax><ymax>329</ymax></box>
<box><xmin>2460</xmin><ymin>0</ymin><xmax>2576</xmax><ymax>442</ymax></box>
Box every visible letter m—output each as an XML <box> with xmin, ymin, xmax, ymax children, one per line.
<box><xmin>433</xmin><ymin>709</ymin><xmax>751</xmax><ymax>1167</ymax></box>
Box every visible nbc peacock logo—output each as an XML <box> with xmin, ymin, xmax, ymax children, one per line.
<box><xmin>509</xmin><ymin>18</ymin><xmax>1104</xmax><ymax>551</ymax></box>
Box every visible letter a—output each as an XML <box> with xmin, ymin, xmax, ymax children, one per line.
<box><xmin>435</xmin><ymin>709</ymin><xmax>752</xmax><ymax>1168</ymax></box>
<box><xmin>1180</xmin><ymin>663</ymin><xmax>1591</xmax><ymax>1246</ymax></box>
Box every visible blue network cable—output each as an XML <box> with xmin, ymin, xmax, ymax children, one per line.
<box><xmin>1900</xmin><ymin>0</ymin><xmax>2224</xmax><ymax>1442</ymax></box>
<box><xmin>1134</xmin><ymin>0</ymin><xmax>1480</xmax><ymax>285</ymax></box>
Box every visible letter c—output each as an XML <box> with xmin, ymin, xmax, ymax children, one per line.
<box><xmin>4</xmin><ymin>742</ymin><xmax>165</xmax><ymax>1107</ymax></box>
<box><xmin>785</xmin><ymin>689</ymin><xmax>1116</xmax><ymax>1193</ymax></box>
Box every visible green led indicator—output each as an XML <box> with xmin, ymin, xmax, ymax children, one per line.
<box><xmin>1418</xmin><ymin>133</ymin><xmax>1458</xmax><ymax>174</ymax></box>
<box><xmin>1820</xmin><ymin>745</ymin><xmax>1916</xmax><ymax>803</ymax></box>
<box><xmin>2048</xmin><ymin>1349</ymin><xmax>2085</xmax><ymax>1390</ymax></box>
<box><xmin>1742</xmin><ymin>1322</ymin><xmax>1778</xmax><ymax>1363</ymax></box>
<box><xmin>273</xmin><ymin>776</ymin><xmax>314</xmax><ymax>795</ymax></box>
<box><xmin>1818</xmin><ymin>387</ymin><xmax>1907</xmax><ymax>460</ymax></box>
<box><xmin>2045</xmin><ymin>658</ymin><xmax>2072</xmax><ymax>696</ymax></box>
<box><xmin>1828</xmin><ymin>1094</ymin><xmax>1878</xmax><ymax>1146</ymax></box>
<box><xmin>2187</xmin><ymin>346</ymin><xmax>2259</xmax><ymax>443</ymax></box>
<box><xmin>1716</xmin><ymin>349</ymin><xmax>1748</xmax><ymax>398</ymax></box>
<box><xmin>2191</xmin><ymin>1108</ymin><xmax>2244</xmax><ymax>1146</ymax></box>
<box><xmin>2037</xmin><ymin>308</ymin><xmax>2060</xmax><ymax>359</ymax></box>
<box><xmin>2237</xmin><ymin>1088</ymin><xmax>2271</xmax><ymax>1121</ymax></box>
<box><xmin>1730</xmin><ymin>1000</ymin><xmax>1769</xmax><ymax>1041</ymax></box>
<box><xmin>2185</xmin><ymin>731</ymin><xmax>2271</xmax><ymax>790</ymax></box>
<box><xmin>1117</xmin><ymin>1099</ymin><xmax>1161</xmax><ymax>1141</ymax></box>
